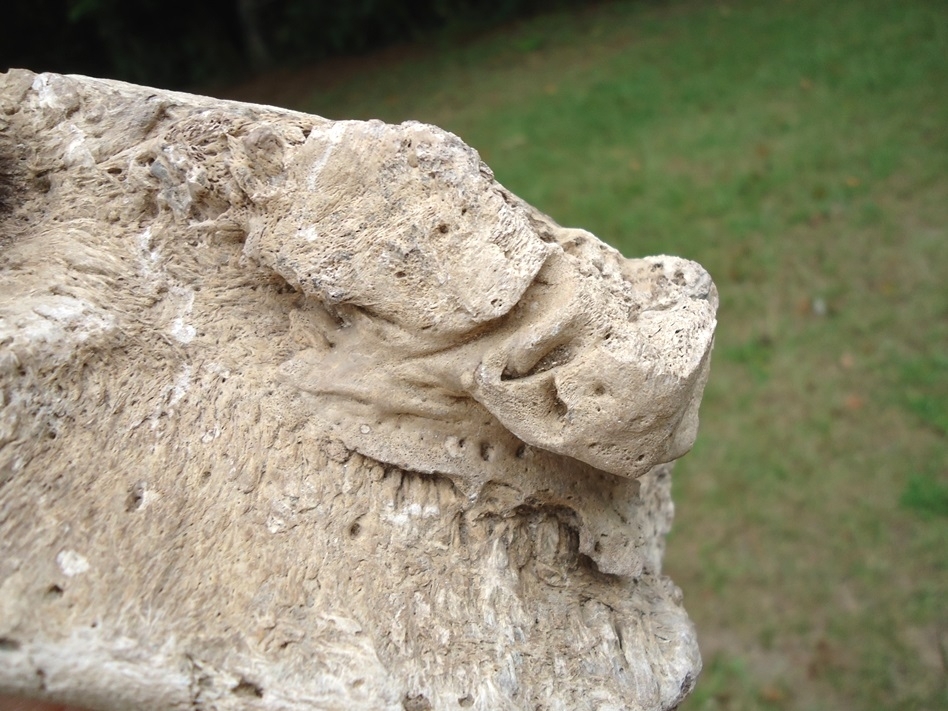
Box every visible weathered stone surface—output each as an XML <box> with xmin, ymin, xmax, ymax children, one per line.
<box><xmin>0</xmin><ymin>70</ymin><xmax>716</xmax><ymax>710</ymax></box>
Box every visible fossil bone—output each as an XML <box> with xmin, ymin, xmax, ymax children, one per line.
<box><xmin>0</xmin><ymin>70</ymin><xmax>715</xmax><ymax>710</ymax></box>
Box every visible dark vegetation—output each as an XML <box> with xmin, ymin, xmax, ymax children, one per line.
<box><xmin>2</xmin><ymin>0</ymin><xmax>586</xmax><ymax>89</ymax></box>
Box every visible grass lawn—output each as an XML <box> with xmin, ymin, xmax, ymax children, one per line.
<box><xmin>222</xmin><ymin>1</ymin><xmax>948</xmax><ymax>708</ymax></box>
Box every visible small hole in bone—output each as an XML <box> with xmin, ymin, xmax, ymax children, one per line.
<box><xmin>403</xmin><ymin>693</ymin><xmax>432</xmax><ymax>710</ymax></box>
<box><xmin>437</xmin><ymin>223</ymin><xmax>449</xmax><ymax>234</ymax></box>
<box><xmin>348</xmin><ymin>521</ymin><xmax>362</xmax><ymax>538</ymax></box>
<box><xmin>593</xmin><ymin>384</ymin><xmax>606</xmax><ymax>396</ymax></box>
<box><xmin>553</xmin><ymin>394</ymin><xmax>568</xmax><ymax>419</ymax></box>
<box><xmin>502</xmin><ymin>344</ymin><xmax>573</xmax><ymax>381</ymax></box>
<box><xmin>46</xmin><ymin>584</ymin><xmax>64</xmax><ymax>598</ymax></box>
<box><xmin>394</xmin><ymin>270</ymin><xmax>406</xmax><ymax>278</ymax></box>
<box><xmin>479</xmin><ymin>442</ymin><xmax>494</xmax><ymax>461</ymax></box>
<box><xmin>531</xmin><ymin>345</ymin><xmax>572</xmax><ymax>377</ymax></box>
<box><xmin>636</xmin><ymin>454</ymin><xmax>646</xmax><ymax>462</ymax></box>
<box><xmin>233</xmin><ymin>678</ymin><xmax>264</xmax><ymax>698</ymax></box>
<box><xmin>515</xmin><ymin>444</ymin><xmax>528</xmax><ymax>459</ymax></box>
<box><xmin>125</xmin><ymin>482</ymin><xmax>144</xmax><ymax>512</ymax></box>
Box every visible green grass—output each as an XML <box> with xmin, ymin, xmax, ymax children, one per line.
<box><xmin>224</xmin><ymin>1</ymin><xmax>948</xmax><ymax>707</ymax></box>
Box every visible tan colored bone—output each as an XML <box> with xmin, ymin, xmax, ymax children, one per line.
<box><xmin>245</xmin><ymin>119</ymin><xmax>717</xmax><ymax>481</ymax></box>
<box><xmin>0</xmin><ymin>70</ymin><xmax>713</xmax><ymax>711</ymax></box>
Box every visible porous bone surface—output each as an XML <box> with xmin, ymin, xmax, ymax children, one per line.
<box><xmin>0</xmin><ymin>70</ymin><xmax>716</xmax><ymax>711</ymax></box>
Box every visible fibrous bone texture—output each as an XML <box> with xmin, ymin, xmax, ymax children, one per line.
<box><xmin>0</xmin><ymin>69</ymin><xmax>716</xmax><ymax>711</ymax></box>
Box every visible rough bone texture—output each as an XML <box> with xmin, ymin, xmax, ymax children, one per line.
<box><xmin>0</xmin><ymin>70</ymin><xmax>716</xmax><ymax>710</ymax></box>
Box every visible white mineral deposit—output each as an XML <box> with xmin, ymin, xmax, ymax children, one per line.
<box><xmin>0</xmin><ymin>69</ymin><xmax>716</xmax><ymax>710</ymax></box>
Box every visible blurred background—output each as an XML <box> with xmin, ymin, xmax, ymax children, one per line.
<box><xmin>3</xmin><ymin>1</ymin><xmax>947</xmax><ymax>709</ymax></box>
